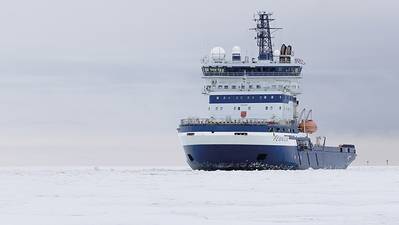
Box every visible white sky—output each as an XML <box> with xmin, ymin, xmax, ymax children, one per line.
<box><xmin>0</xmin><ymin>0</ymin><xmax>398</xmax><ymax>166</ymax></box>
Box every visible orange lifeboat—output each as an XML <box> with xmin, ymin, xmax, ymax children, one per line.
<box><xmin>298</xmin><ymin>120</ymin><xmax>318</xmax><ymax>134</ymax></box>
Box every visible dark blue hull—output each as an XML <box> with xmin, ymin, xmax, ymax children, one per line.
<box><xmin>183</xmin><ymin>144</ymin><xmax>356</xmax><ymax>170</ymax></box>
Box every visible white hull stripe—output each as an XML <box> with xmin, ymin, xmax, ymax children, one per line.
<box><xmin>178</xmin><ymin>132</ymin><xmax>299</xmax><ymax>146</ymax></box>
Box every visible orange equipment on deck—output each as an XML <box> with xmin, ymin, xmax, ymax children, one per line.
<box><xmin>298</xmin><ymin>120</ymin><xmax>318</xmax><ymax>134</ymax></box>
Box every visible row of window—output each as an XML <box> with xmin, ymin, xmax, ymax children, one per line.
<box><xmin>215</xmin><ymin>95</ymin><xmax>282</xmax><ymax>100</ymax></box>
<box><xmin>212</xmin><ymin>84</ymin><xmax>298</xmax><ymax>90</ymax></box>
<box><xmin>203</xmin><ymin>66</ymin><xmax>302</xmax><ymax>73</ymax></box>
<box><xmin>210</xmin><ymin>106</ymin><xmax>291</xmax><ymax>111</ymax></box>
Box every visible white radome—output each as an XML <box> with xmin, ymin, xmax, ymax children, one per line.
<box><xmin>232</xmin><ymin>46</ymin><xmax>241</xmax><ymax>54</ymax></box>
<box><xmin>210</xmin><ymin>47</ymin><xmax>226</xmax><ymax>62</ymax></box>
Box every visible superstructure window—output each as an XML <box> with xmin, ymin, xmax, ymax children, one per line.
<box><xmin>218</xmin><ymin>85</ymin><xmax>222</xmax><ymax>89</ymax></box>
<box><xmin>224</xmin><ymin>85</ymin><xmax>228</xmax><ymax>89</ymax></box>
<box><xmin>238</xmin><ymin>107</ymin><xmax>241</xmax><ymax>110</ymax></box>
<box><xmin>265</xmin><ymin>106</ymin><xmax>268</xmax><ymax>110</ymax></box>
<box><xmin>248</xmin><ymin>106</ymin><xmax>251</xmax><ymax>110</ymax></box>
<box><xmin>256</xmin><ymin>85</ymin><xmax>261</xmax><ymax>89</ymax></box>
<box><xmin>232</xmin><ymin>85</ymin><xmax>236</xmax><ymax>89</ymax></box>
<box><xmin>249</xmin><ymin>85</ymin><xmax>253</xmax><ymax>89</ymax></box>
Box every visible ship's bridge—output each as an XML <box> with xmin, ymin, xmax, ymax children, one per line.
<box><xmin>202</xmin><ymin>62</ymin><xmax>302</xmax><ymax>77</ymax></box>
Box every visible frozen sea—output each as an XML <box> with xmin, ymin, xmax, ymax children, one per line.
<box><xmin>1</xmin><ymin>166</ymin><xmax>398</xmax><ymax>225</ymax></box>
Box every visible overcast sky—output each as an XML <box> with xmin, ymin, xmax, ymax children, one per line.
<box><xmin>0</xmin><ymin>0</ymin><xmax>398</xmax><ymax>166</ymax></box>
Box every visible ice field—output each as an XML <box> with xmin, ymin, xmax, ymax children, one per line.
<box><xmin>1</xmin><ymin>166</ymin><xmax>398</xmax><ymax>225</ymax></box>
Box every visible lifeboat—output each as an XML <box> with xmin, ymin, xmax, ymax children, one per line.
<box><xmin>298</xmin><ymin>120</ymin><xmax>318</xmax><ymax>134</ymax></box>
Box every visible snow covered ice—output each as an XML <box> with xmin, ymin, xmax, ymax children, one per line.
<box><xmin>1</xmin><ymin>166</ymin><xmax>399</xmax><ymax>225</ymax></box>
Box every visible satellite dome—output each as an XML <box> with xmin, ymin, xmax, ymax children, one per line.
<box><xmin>210</xmin><ymin>47</ymin><xmax>226</xmax><ymax>62</ymax></box>
<box><xmin>274</xmin><ymin>49</ymin><xmax>280</xmax><ymax>57</ymax></box>
<box><xmin>232</xmin><ymin>46</ymin><xmax>241</xmax><ymax>54</ymax></box>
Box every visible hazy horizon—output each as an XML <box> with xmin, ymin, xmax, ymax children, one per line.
<box><xmin>0</xmin><ymin>0</ymin><xmax>398</xmax><ymax>166</ymax></box>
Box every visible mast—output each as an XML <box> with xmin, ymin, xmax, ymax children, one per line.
<box><xmin>251</xmin><ymin>11</ymin><xmax>281</xmax><ymax>61</ymax></box>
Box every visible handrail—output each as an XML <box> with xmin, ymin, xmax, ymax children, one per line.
<box><xmin>180</xmin><ymin>118</ymin><xmax>294</xmax><ymax>126</ymax></box>
<box><xmin>203</xmin><ymin>71</ymin><xmax>300</xmax><ymax>77</ymax></box>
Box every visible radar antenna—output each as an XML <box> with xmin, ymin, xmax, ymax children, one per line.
<box><xmin>251</xmin><ymin>11</ymin><xmax>281</xmax><ymax>61</ymax></box>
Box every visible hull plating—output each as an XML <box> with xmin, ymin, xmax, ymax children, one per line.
<box><xmin>183</xmin><ymin>144</ymin><xmax>356</xmax><ymax>170</ymax></box>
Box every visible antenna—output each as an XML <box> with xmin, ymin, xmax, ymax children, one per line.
<box><xmin>250</xmin><ymin>11</ymin><xmax>282</xmax><ymax>61</ymax></box>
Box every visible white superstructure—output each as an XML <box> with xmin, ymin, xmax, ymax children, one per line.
<box><xmin>201</xmin><ymin>46</ymin><xmax>304</xmax><ymax>123</ymax></box>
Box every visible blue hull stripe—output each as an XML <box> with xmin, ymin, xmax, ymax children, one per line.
<box><xmin>209</xmin><ymin>94</ymin><xmax>296</xmax><ymax>104</ymax></box>
<box><xmin>183</xmin><ymin>144</ymin><xmax>356</xmax><ymax>170</ymax></box>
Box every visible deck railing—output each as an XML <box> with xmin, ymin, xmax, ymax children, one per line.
<box><xmin>180</xmin><ymin>118</ymin><xmax>293</xmax><ymax>126</ymax></box>
<box><xmin>202</xmin><ymin>71</ymin><xmax>300</xmax><ymax>77</ymax></box>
